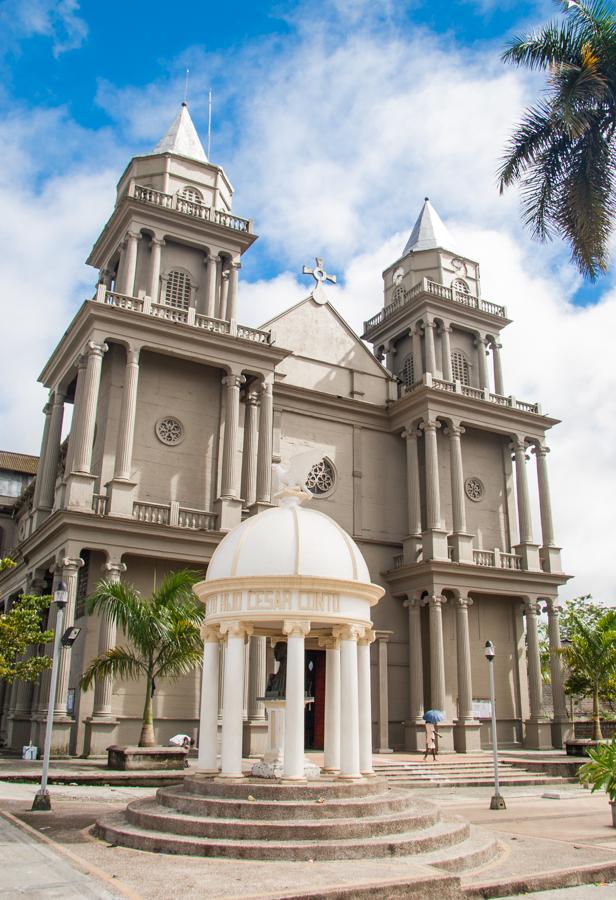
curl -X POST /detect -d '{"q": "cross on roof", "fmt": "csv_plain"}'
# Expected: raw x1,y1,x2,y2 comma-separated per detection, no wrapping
302,257,337,286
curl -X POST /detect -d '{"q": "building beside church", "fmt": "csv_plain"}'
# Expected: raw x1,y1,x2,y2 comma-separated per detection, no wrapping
0,103,570,757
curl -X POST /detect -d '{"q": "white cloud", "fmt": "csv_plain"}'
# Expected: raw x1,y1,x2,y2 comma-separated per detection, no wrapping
0,0,87,57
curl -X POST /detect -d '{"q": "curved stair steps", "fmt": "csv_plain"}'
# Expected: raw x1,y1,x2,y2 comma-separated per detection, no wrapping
96,775,503,869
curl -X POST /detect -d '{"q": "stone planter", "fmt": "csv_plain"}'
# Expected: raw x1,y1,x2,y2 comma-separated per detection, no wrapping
565,739,603,757
107,745,188,771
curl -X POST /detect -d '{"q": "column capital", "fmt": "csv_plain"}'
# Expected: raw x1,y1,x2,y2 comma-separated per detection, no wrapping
220,620,253,639
444,422,465,437
244,390,260,407
420,418,441,433
104,560,126,578
524,598,541,616
454,596,473,609
543,597,561,615
60,556,85,574
401,426,421,441
423,319,435,330
403,595,423,610
474,333,487,347
490,341,503,350
150,236,165,248
283,619,311,638
126,347,140,365
86,340,109,359
358,628,376,646
201,624,222,642
440,323,453,334
51,389,66,407
74,353,88,371
126,228,142,242
259,373,274,393
318,634,340,650
231,260,242,271
425,594,447,608
333,623,364,642
222,373,246,389
221,268,230,282
531,443,550,457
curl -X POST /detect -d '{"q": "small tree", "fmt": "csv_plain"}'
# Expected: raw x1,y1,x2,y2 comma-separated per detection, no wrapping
79,570,204,747
560,610,616,740
0,594,53,683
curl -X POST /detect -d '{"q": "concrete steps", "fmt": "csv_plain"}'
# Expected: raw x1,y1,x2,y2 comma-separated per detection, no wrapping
371,758,571,788
96,775,503,869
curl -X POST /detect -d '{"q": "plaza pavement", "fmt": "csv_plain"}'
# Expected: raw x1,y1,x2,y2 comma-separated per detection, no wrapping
2,756,616,898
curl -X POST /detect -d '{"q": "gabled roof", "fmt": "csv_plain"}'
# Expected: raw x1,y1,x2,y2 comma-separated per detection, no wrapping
151,103,208,163
0,451,38,474
403,197,458,254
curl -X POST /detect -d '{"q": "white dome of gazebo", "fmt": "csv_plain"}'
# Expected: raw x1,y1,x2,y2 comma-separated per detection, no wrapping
193,486,384,783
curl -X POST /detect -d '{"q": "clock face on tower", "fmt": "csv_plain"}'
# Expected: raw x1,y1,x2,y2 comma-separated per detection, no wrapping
451,257,467,276
392,267,404,285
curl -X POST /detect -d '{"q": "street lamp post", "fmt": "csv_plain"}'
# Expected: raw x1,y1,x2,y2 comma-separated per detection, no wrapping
485,640,506,811
31,581,68,812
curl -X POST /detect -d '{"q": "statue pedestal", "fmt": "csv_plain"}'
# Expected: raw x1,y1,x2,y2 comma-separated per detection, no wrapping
251,699,320,779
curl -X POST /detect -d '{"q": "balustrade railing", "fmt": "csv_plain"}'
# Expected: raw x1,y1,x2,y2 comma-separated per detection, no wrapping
103,291,144,312
473,549,495,567
132,500,217,531
432,377,455,393
515,399,540,414
132,184,251,232
489,392,512,407
150,302,188,324
92,494,109,516
237,324,271,343
500,551,522,570
194,314,230,334
133,501,170,525
177,507,218,530
461,385,484,400
363,277,506,333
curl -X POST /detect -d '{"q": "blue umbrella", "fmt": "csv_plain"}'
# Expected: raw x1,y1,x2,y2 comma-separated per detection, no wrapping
423,709,445,724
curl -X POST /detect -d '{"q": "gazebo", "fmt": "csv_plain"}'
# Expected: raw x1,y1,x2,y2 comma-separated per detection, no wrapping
193,485,385,781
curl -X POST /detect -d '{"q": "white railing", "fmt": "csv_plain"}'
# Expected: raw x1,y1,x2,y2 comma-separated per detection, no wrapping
133,501,170,525
237,324,271,343
400,373,541,416
103,291,144,312
489,392,512,407
473,549,495,567
363,277,506,333
500,551,522,570
150,302,188,324
132,184,251,233
194,314,230,334
461,385,484,400
432,378,455,393
178,507,218,530
92,494,109,516
516,400,540,414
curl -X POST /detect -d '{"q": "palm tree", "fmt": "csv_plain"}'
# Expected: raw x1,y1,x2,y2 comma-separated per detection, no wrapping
80,570,204,747
498,0,616,279
559,610,616,740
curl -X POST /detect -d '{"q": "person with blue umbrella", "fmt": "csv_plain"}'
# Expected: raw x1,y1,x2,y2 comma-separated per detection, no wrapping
422,709,445,762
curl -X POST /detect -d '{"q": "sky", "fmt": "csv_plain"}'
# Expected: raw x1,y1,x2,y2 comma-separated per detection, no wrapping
0,0,614,601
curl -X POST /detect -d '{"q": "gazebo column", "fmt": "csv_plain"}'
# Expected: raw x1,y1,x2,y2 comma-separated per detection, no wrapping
320,636,341,773
244,635,268,757
337,625,362,779
198,626,222,772
283,620,310,780
358,629,376,774
219,622,252,776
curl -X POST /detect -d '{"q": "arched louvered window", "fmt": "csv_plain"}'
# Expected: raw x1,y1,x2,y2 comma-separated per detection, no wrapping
451,349,470,386
165,269,191,310
179,186,203,204
452,278,470,294
400,353,415,389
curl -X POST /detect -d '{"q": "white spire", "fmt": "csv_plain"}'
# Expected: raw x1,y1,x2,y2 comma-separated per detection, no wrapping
403,197,457,254
152,103,208,163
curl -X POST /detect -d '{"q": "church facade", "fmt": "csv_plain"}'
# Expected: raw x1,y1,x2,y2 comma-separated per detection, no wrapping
0,104,570,757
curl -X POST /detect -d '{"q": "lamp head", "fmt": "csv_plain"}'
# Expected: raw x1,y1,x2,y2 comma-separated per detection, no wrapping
53,581,68,610
484,640,495,661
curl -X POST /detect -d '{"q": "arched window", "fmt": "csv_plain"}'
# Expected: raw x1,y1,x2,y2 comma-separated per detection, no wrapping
392,284,407,306
179,186,203,204
452,278,470,295
400,353,415,389
165,269,192,310
451,349,470,385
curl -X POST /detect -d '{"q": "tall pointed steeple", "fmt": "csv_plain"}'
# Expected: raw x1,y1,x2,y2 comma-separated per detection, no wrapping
152,102,208,163
403,197,457,254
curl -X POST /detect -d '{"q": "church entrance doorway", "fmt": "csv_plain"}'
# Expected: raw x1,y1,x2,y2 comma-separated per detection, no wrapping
305,649,325,750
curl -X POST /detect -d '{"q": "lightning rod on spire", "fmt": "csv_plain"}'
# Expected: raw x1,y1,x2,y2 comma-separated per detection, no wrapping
208,90,212,159
183,68,190,105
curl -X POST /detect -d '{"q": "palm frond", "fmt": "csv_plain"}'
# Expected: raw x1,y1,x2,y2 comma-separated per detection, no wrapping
152,569,202,616
80,646,146,691
498,100,559,190
503,20,583,69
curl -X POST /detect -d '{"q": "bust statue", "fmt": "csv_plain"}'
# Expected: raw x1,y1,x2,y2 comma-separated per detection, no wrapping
264,642,287,700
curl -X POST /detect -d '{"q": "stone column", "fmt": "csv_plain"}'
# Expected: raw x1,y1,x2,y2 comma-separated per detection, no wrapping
423,420,441,530
427,595,446,712
411,326,423,379
227,260,240,323
525,600,543,720
404,597,424,750
53,558,84,718
375,632,392,754
92,561,126,717
206,252,219,318
447,423,473,562
283,620,310,780
511,438,540,570
491,341,504,394
453,596,481,752
441,326,453,381
113,348,140,480
545,598,570,747
241,391,259,508
32,399,52,510
320,636,341,773
255,376,273,506
65,355,87,476
403,428,421,563
220,374,244,499
147,237,164,302
476,335,489,390
337,625,361,779
358,629,376,774
36,390,65,510
247,636,267,721
219,266,230,320
533,444,558,554
423,321,436,374
198,626,221,772
220,622,252,777
72,342,108,475
118,229,141,296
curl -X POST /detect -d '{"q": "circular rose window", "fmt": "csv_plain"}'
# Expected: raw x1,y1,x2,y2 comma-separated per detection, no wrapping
464,477,485,502
305,458,336,496
155,416,185,446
